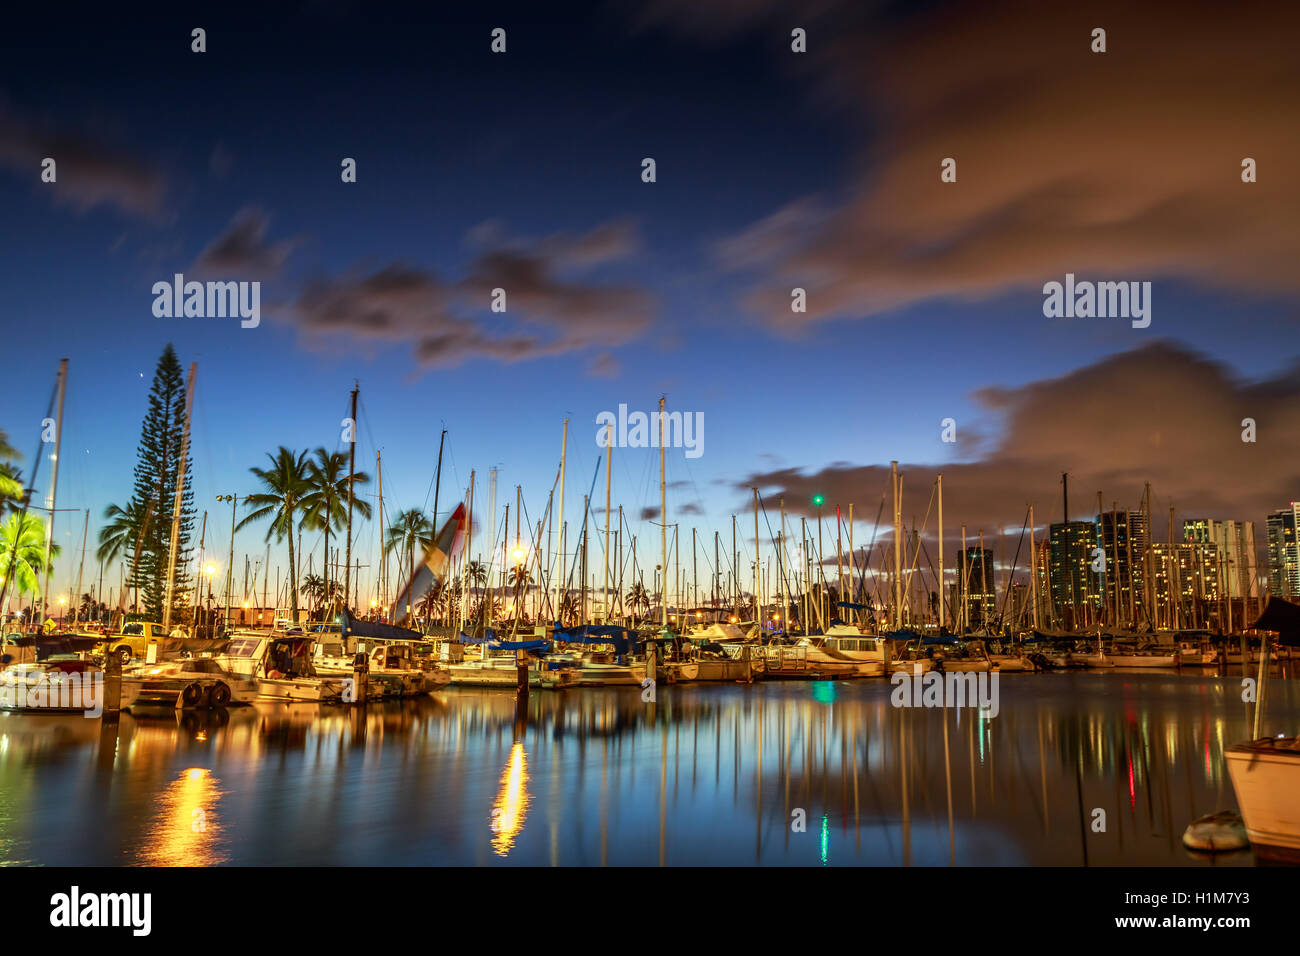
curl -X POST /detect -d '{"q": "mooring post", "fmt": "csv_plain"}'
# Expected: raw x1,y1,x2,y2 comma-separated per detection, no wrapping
515,650,530,701
103,651,122,717
352,643,369,704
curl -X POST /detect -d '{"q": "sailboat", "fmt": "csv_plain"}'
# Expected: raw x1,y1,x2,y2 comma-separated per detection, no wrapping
1226,597,1300,860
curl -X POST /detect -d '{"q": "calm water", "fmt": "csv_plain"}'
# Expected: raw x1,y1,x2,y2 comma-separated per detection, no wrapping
0,670,1295,866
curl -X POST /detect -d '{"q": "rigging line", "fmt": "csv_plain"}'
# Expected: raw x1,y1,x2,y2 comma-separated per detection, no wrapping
0,375,60,612
856,488,888,601
995,506,1031,628
754,492,800,608
562,458,604,593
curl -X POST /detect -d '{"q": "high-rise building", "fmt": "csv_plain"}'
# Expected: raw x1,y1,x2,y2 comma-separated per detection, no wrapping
1097,510,1149,622
1149,540,1218,625
1047,520,1100,624
1183,518,1259,602
1266,504,1300,598
956,546,995,626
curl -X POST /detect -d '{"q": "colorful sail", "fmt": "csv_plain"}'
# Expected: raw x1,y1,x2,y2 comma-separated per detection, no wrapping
389,504,467,624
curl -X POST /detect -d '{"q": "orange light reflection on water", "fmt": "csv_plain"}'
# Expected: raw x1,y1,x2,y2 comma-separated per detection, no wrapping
490,743,529,857
135,767,224,866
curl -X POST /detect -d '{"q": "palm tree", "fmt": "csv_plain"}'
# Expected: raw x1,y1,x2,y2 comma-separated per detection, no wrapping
96,499,153,613
299,573,325,616
239,447,310,621
416,581,445,627
467,560,488,587
300,448,371,616
558,591,580,627
0,512,57,620
507,564,532,618
0,430,21,510
384,509,433,619
626,582,650,620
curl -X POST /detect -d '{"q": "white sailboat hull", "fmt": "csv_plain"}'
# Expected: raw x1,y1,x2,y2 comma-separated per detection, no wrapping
1107,654,1178,668
1227,744,1300,857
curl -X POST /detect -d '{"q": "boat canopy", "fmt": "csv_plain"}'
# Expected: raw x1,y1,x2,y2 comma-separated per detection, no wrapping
487,638,550,653
880,628,925,642
340,610,424,643
161,637,231,656
11,634,102,659
836,601,867,610
921,634,961,646
1254,597,1300,646
553,625,632,655
459,629,499,645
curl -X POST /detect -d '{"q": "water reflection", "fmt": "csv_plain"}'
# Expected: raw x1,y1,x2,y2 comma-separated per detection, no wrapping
491,742,529,857
136,767,224,866
0,671,1292,865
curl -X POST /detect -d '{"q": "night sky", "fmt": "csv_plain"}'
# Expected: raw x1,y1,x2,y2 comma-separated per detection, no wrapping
2,0,1298,603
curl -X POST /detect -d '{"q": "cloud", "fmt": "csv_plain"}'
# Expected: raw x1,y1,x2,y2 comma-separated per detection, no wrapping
193,207,296,280
287,221,654,368
742,343,1300,540
0,97,166,218
587,352,621,378
694,1,1300,327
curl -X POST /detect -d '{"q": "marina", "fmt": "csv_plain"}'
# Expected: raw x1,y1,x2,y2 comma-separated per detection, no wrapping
1,3,1297,918
0,670,1292,866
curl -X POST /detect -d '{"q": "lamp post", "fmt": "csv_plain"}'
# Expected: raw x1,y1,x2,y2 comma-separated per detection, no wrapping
216,495,237,632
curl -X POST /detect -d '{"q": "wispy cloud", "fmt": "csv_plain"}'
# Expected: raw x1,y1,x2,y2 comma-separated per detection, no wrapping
285,221,654,369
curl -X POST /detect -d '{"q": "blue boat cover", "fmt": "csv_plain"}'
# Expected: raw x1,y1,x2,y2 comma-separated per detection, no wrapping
488,639,551,653
920,634,960,645
552,626,631,655
341,610,424,642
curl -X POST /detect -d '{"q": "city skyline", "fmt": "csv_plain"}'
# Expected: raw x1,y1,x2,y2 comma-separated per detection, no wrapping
2,1,1299,614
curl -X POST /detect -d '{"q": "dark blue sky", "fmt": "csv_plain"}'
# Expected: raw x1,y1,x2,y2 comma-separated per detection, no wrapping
2,0,1297,605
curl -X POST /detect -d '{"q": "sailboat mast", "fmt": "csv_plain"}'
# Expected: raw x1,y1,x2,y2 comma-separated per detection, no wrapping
891,461,902,628
74,509,88,624
752,488,760,624
603,422,612,623
40,359,68,623
162,361,197,630
1030,504,1040,630
376,451,385,608
937,474,944,632
555,419,568,623
344,383,358,611
658,397,667,629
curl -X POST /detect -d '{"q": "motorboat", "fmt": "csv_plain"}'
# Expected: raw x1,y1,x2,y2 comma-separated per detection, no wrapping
1105,641,1179,668
1175,629,1218,666
122,657,258,709
211,631,350,702
0,634,120,713
0,658,114,713
313,639,449,697
925,637,992,673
